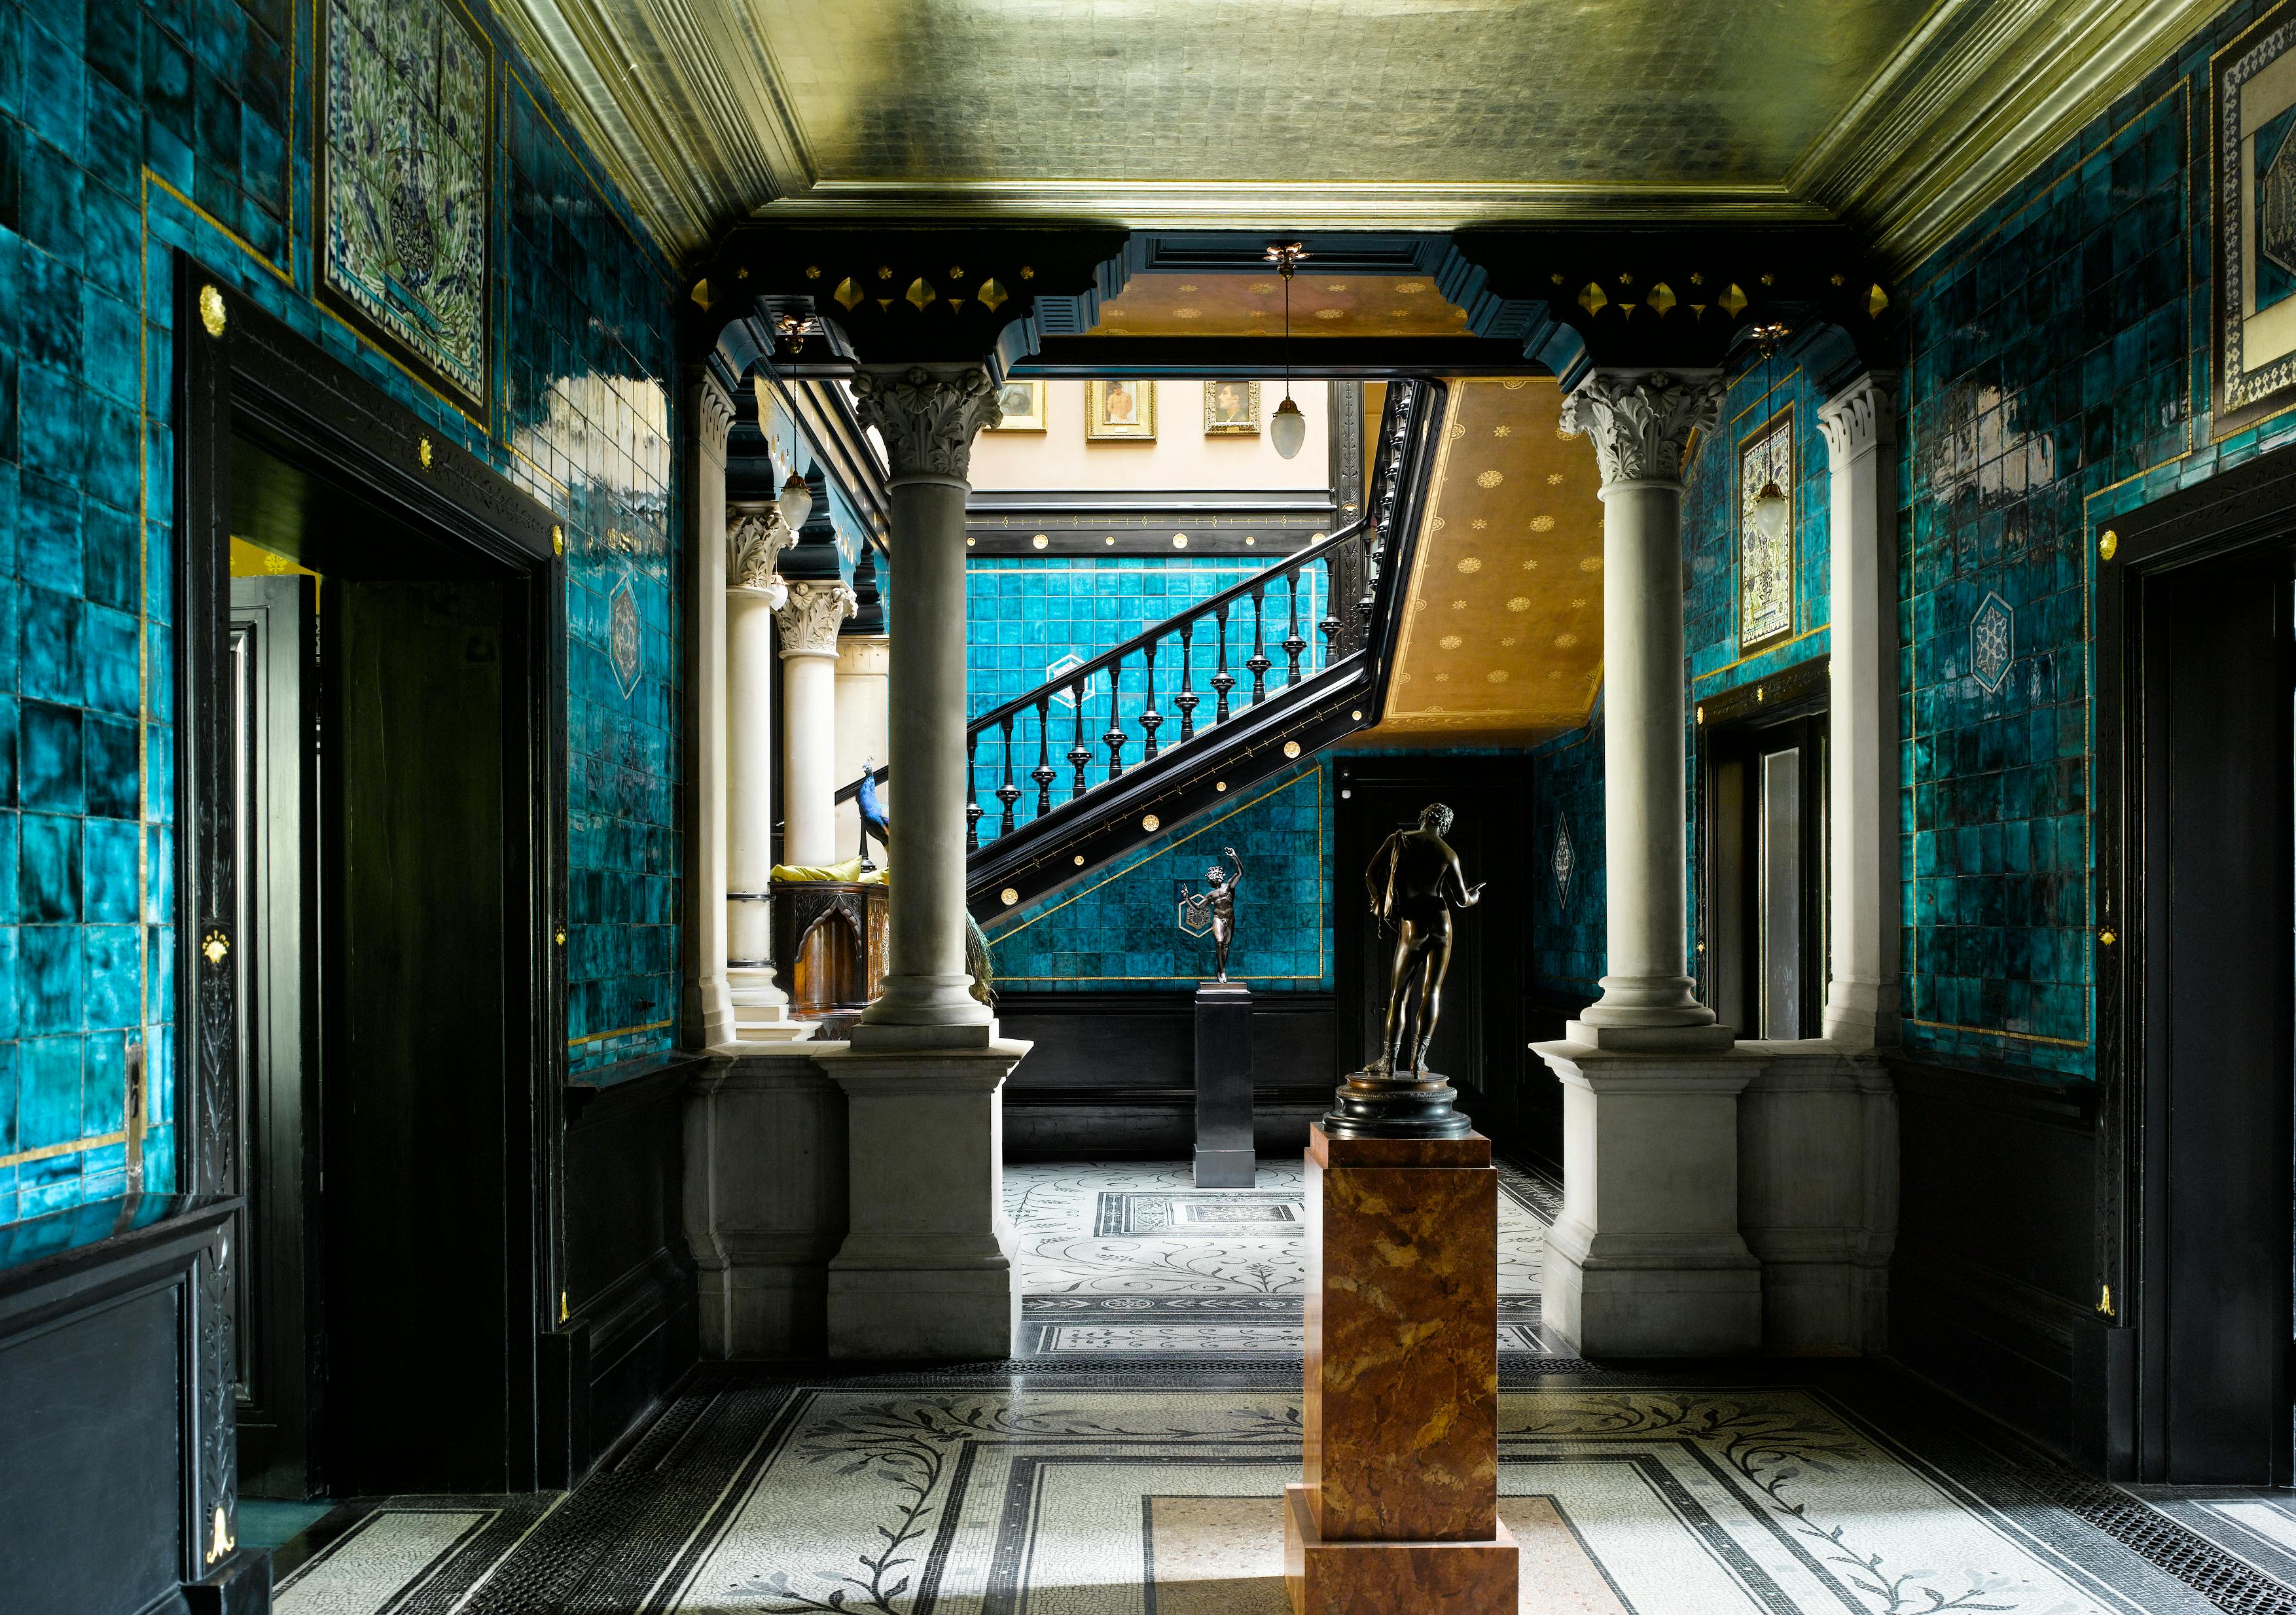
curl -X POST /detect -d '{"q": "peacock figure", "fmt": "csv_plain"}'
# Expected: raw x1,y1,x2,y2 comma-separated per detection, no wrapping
855,758,890,869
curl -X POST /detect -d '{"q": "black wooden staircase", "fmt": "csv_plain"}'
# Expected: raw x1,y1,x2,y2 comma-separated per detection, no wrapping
959,378,1444,918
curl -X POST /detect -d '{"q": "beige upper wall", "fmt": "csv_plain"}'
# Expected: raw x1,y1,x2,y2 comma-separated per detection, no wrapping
968,380,1331,491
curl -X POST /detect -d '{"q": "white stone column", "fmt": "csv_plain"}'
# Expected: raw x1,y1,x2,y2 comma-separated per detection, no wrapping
1538,367,1761,1358
848,366,1003,1048
775,580,857,868
1560,368,1731,1044
1818,372,1903,1049
821,365,1029,1362
681,370,738,1050
726,506,810,1043
834,635,891,861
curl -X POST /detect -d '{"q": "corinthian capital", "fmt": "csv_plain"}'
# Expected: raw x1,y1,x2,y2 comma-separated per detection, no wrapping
851,365,1003,482
1560,370,1725,488
1817,372,1899,467
729,505,793,593
774,579,858,656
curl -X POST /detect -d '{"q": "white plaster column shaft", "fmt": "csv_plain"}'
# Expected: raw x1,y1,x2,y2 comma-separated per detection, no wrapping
835,635,891,860
850,366,1003,1048
726,506,808,1042
1818,373,1903,1048
681,371,738,1050
776,580,857,868
1560,368,1729,1038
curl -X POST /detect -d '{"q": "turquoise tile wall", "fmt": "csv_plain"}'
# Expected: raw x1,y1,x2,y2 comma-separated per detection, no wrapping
1530,705,1605,1004
982,755,1332,991
965,554,1321,823
0,0,679,1224
1886,9,2254,1080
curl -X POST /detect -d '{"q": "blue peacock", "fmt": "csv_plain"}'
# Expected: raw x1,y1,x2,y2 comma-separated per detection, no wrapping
852,758,992,1005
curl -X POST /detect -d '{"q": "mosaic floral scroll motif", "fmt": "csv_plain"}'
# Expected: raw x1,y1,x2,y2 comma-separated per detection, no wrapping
322,0,492,410
1738,412,1795,651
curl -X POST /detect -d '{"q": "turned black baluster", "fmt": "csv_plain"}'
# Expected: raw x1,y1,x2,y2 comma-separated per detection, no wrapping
1211,604,1236,721
996,714,1021,836
1175,621,1200,741
1103,652,1128,779
1319,550,1341,653
1031,696,1056,817
1140,641,1163,760
1283,568,1308,683
1068,679,1092,799
1246,585,1271,704
966,730,983,851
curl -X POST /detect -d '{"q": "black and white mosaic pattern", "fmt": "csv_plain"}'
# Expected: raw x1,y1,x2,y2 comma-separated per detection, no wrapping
1008,1156,1562,1359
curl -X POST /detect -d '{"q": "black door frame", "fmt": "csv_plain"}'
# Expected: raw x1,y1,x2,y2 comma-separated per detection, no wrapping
1691,654,1829,1039
2094,447,2296,1483
176,253,568,1495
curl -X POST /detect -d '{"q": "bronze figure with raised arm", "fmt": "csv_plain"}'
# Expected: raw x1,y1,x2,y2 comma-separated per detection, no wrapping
1180,845,1245,983
1365,803,1484,1076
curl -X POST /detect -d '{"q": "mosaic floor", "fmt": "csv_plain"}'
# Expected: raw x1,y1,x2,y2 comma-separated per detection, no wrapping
1007,1156,1562,1358
269,1367,2296,1615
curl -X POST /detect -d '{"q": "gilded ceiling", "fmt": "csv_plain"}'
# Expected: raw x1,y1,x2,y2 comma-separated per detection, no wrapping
1089,275,1471,338
499,0,2215,271
1375,380,1607,743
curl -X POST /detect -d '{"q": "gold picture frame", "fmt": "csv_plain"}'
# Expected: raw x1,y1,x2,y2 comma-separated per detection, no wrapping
1086,379,1156,440
989,379,1046,431
1202,380,1261,435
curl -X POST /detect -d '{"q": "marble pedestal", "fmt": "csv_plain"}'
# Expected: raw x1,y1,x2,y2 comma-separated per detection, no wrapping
1193,982,1254,1188
1287,1125,1516,1614
1534,1032,1765,1357
816,1037,1030,1360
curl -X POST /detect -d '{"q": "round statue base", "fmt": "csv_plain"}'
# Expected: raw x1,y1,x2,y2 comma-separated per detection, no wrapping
1319,1070,1473,1139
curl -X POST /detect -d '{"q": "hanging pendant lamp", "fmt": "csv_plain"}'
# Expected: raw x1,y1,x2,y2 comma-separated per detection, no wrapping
1265,241,1310,459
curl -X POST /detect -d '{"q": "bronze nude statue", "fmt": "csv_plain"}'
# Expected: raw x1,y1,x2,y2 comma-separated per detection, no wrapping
1325,803,1484,1138
1180,846,1244,982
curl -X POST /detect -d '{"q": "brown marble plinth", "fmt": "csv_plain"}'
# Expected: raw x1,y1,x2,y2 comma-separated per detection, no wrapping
1291,1124,1512,1614
1283,1485,1517,1614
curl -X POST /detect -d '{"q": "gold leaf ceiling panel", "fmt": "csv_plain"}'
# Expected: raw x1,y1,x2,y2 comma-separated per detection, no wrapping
1374,380,1606,743
1089,274,1470,338
498,0,2217,270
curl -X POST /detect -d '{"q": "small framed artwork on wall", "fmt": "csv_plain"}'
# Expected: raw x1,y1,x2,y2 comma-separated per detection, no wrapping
1737,408,1795,653
1087,380,1157,440
990,379,1046,431
2215,4,2296,438
1204,380,1261,435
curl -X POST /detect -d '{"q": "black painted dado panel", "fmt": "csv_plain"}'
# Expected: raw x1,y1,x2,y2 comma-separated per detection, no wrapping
1888,1058,2099,1459
999,992,1335,1160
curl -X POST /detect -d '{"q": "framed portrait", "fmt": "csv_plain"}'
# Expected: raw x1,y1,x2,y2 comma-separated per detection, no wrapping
989,379,1046,431
1086,379,1156,440
1202,379,1261,435
2216,3,2296,438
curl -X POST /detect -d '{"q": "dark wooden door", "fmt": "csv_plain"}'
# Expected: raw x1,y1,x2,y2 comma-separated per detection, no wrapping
2140,547,2295,1483
229,575,321,1499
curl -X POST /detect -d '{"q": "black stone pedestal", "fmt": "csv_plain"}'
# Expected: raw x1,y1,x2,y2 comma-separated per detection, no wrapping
1194,982,1255,1188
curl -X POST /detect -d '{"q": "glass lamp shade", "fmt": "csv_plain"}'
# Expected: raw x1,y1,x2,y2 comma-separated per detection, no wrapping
778,472,815,531
1270,396,1307,459
1749,481,1789,546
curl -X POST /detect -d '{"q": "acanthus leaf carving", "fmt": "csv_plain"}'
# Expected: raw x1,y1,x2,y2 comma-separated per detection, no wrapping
1817,371,1899,466
774,579,858,656
729,505,795,594
851,366,1003,481
1560,370,1727,488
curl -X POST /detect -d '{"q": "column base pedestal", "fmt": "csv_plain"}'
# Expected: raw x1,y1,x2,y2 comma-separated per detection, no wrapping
1283,1485,1515,1615
1194,982,1254,1188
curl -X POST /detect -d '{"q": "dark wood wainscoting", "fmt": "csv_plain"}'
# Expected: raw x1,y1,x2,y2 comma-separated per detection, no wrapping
1886,1056,2120,1466
999,992,1336,1160
544,1056,704,1487
0,1198,263,1615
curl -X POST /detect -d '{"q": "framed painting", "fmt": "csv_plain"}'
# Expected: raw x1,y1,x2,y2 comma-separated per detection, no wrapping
1737,408,1795,653
319,0,493,418
1086,379,1156,440
1203,379,1261,435
989,379,1046,431
2216,4,2296,438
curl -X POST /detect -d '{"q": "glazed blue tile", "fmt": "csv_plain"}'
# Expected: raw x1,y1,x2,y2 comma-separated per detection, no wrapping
79,1027,123,1134
17,812,75,924
20,587,80,705
82,818,134,923
81,927,134,1030
16,1033,77,1148
20,925,78,1037
84,713,134,819
17,700,79,813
